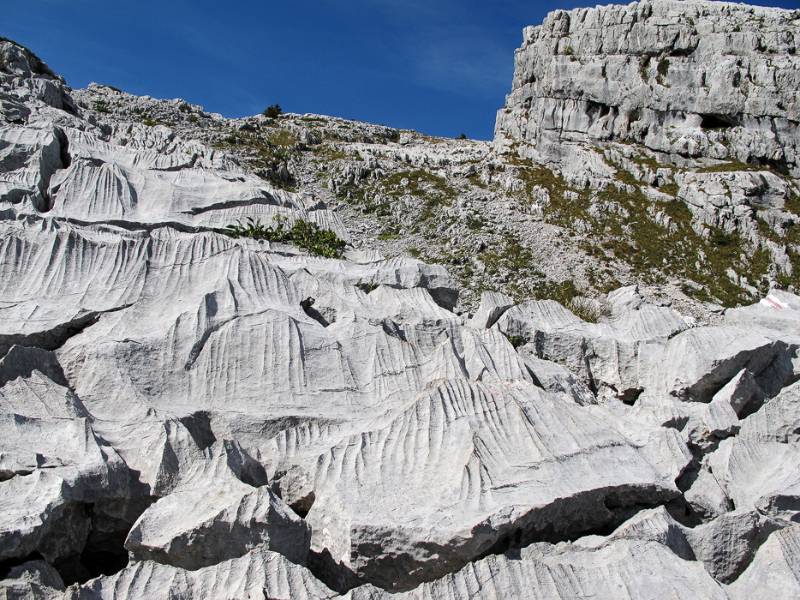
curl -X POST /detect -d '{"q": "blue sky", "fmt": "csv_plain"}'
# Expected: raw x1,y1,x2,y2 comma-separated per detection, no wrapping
10,0,800,139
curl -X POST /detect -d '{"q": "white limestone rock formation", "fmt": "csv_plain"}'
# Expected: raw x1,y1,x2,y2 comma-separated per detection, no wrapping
494,0,800,303
496,299,689,402
302,379,690,590
728,525,800,599
124,484,311,570
703,379,800,524
66,548,337,600
495,0,800,177
3,15,800,600
0,560,65,600
467,290,514,329
348,537,727,600
0,346,131,567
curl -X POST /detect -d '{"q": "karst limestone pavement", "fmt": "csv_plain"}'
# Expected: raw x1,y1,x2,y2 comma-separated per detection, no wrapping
2,1,800,598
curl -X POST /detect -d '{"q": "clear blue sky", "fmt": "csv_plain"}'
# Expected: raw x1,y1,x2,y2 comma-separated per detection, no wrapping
9,0,800,139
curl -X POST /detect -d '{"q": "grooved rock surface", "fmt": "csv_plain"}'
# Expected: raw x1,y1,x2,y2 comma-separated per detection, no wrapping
2,10,800,599
65,548,338,600
347,538,728,600
728,525,800,599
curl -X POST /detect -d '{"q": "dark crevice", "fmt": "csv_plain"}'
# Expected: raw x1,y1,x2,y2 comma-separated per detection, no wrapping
300,297,330,327
426,287,459,312
50,496,154,586
379,319,408,342
182,195,285,216
183,316,239,371
0,553,47,581
482,303,513,330
477,486,677,569
54,127,71,170
700,113,739,130
342,484,679,592
150,154,199,172
0,304,133,358
586,100,614,120
306,548,361,594
178,411,217,451
0,345,70,388
618,386,643,406
752,342,799,400
668,45,697,58
34,127,70,213
59,215,224,235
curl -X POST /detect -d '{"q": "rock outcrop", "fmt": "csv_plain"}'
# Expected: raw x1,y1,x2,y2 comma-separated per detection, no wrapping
2,5,800,598
495,0,800,177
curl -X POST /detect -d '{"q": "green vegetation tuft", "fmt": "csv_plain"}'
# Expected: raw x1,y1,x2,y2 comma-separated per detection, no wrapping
266,129,297,147
355,280,379,294
222,217,346,258
694,161,764,174
507,334,528,349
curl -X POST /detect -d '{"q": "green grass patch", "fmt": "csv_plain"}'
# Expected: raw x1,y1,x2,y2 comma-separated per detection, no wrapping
694,161,764,174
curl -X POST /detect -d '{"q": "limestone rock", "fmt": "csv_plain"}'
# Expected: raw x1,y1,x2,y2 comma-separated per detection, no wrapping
3,19,800,600
495,0,800,177
348,537,727,600
0,349,130,565
638,325,796,402
686,509,779,583
124,484,310,570
303,379,690,591
496,299,688,401
686,466,733,521
0,560,65,600
467,291,514,329
66,548,337,600
727,525,800,599
706,380,800,523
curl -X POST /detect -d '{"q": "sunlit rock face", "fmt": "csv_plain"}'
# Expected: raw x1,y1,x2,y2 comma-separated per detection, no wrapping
495,0,800,177
1,4,800,597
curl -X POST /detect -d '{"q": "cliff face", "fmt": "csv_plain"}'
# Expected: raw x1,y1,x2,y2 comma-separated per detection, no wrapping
496,0,800,176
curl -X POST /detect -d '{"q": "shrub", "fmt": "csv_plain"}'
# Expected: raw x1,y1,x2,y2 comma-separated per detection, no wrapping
457,133,468,140
222,217,346,258
93,100,110,114
263,104,283,119
566,297,610,324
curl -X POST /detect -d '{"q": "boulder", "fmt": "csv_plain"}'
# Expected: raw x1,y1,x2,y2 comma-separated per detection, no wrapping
727,525,800,599
125,484,310,570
